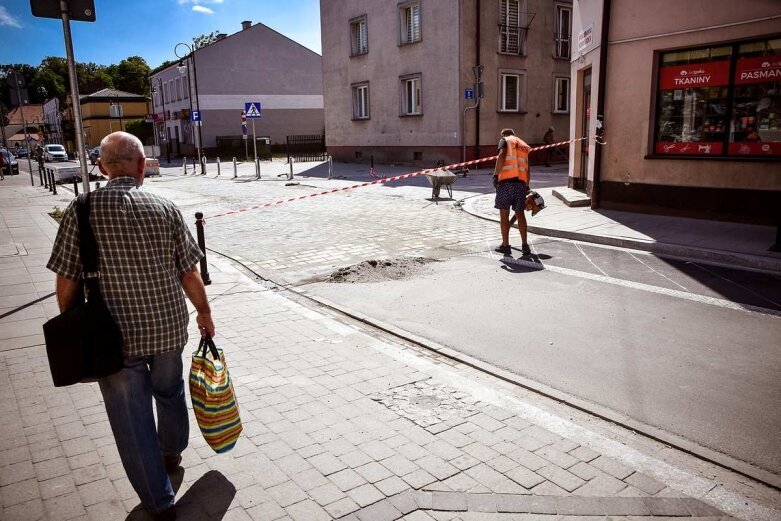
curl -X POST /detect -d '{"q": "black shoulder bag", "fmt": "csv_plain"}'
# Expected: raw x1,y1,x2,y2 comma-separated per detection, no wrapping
43,193,124,387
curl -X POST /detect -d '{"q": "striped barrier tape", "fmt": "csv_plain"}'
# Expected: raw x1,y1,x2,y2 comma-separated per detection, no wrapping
209,136,588,220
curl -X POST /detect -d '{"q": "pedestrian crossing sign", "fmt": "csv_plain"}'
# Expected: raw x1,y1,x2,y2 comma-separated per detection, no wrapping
244,102,262,119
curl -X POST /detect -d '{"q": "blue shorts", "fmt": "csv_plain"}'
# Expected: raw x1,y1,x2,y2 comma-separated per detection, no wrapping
494,179,528,212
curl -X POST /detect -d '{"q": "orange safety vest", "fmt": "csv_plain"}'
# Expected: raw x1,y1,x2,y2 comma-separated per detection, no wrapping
497,135,530,184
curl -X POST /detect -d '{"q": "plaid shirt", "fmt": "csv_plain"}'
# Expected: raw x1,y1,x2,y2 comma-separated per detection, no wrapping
47,176,204,358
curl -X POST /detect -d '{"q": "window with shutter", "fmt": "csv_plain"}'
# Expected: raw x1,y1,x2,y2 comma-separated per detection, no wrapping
500,0,521,55
400,75,422,115
554,3,572,58
352,83,370,119
400,3,421,45
350,16,368,56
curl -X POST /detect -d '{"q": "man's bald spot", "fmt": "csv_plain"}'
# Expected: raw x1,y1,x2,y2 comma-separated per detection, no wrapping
100,132,145,176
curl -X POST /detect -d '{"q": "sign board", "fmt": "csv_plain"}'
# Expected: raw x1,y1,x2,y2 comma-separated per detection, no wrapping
244,102,262,119
464,88,474,100
659,61,730,90
30,0,96,22
190,110,201,122
734,56,781,85
577,23,593,53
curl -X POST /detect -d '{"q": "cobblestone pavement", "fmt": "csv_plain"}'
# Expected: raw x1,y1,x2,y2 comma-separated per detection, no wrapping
0,261,746,520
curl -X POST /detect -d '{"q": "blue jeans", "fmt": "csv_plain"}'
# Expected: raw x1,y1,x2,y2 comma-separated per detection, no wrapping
99,348,189,514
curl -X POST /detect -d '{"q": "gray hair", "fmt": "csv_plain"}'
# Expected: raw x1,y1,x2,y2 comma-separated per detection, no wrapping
100,132,144,174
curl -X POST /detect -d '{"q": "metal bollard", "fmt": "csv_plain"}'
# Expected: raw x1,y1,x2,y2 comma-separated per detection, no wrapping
50,171,57,195
194,212,212,286
191,156,197,175
288,157,294,181
43,167,49,189
73,177,79,196
232,157,237,179
38,164,44,186
216,158,220,177
201,156,207,175
182,157,188,175
327,155,333,180
47,169,53,192
255,158,261,179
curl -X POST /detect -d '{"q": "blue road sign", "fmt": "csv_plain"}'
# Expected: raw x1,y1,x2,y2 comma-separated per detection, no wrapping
244,102,262,119
191,110,201,122
465,88,474,100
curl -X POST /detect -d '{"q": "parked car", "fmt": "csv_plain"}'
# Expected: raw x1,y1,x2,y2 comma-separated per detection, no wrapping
89,146,100,165
14,147,28,158
1,148,20,175
44,144,68,162
144,158,160,177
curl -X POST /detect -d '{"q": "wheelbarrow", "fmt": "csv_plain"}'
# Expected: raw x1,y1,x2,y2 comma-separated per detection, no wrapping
425,170,457,200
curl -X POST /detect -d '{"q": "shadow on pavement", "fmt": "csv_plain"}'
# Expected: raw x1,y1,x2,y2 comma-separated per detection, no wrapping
125,471,235,521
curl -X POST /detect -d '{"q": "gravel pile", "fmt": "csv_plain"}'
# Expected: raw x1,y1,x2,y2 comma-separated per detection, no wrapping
326,257,437,283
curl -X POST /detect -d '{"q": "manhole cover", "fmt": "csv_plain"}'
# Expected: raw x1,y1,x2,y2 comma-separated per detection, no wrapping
370,380,482,429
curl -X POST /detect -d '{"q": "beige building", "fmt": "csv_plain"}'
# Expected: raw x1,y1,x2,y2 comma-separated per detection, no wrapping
570,0,780,224
321,0,573,166
62,88,150,151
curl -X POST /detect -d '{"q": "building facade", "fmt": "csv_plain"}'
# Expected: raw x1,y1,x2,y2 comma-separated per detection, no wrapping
149,20,324,159
43,98,63,145
61,88,149,151
321,0,572,165
570,0,780,224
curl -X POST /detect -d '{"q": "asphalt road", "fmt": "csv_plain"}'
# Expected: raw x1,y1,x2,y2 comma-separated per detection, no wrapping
305,248,781,477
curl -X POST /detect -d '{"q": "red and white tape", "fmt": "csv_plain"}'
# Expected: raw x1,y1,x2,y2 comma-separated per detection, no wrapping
209,137,587,219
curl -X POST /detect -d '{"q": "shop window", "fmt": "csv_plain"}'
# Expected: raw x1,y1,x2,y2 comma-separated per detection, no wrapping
352,82,370,120
729,38,781,157
350,15,368,56
653,38,780,158
400,2,421,45
400,74,422,116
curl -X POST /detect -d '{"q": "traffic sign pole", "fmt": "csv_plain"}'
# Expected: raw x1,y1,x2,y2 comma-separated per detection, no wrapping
252,119,259,178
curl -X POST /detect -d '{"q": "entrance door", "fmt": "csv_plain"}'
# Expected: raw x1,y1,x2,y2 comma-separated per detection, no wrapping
577,68,592,191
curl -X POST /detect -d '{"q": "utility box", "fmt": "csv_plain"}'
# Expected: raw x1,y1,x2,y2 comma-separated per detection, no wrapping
256,136,271,160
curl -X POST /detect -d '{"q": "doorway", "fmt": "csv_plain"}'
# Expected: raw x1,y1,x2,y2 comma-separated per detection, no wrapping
577,68,592,191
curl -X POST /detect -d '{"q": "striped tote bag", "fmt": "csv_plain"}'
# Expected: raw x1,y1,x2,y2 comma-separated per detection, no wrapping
189,336,243,453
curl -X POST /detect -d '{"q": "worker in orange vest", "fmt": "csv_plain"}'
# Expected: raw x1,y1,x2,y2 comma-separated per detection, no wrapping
492,128,531,256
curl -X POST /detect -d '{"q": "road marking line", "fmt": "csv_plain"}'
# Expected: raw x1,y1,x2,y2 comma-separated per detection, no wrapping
467,250,781,318
628,251,690,292
575,242,609,277
688,262,781,309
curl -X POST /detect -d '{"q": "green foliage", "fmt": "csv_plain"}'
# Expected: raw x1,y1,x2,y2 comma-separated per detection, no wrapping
125,119,153,145
50,206,64,220
114,56,151,95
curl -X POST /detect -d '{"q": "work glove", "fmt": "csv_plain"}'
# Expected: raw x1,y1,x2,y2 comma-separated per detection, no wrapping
492,175,499,189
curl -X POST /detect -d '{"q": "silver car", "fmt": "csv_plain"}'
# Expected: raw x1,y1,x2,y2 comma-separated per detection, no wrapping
44,144,68,162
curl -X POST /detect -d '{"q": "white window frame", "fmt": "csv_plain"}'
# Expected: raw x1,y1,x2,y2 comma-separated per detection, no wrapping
176,77,182,100
499,0,526,56
498,71,524,112
553,76,570,113
400,74,422,116
350,15,368,56
352,82,370,120
182,73,189,99
554,2,572,59
399,2,421,45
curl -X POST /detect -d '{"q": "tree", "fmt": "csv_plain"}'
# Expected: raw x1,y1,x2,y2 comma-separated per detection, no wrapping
192,31,221,50
112,56,151,95
150,59,176,75
125,119,153,145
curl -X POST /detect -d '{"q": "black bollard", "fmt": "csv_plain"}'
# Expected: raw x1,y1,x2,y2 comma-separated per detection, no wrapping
47,169,53,192
194,212,211,285
38,164,43,186
73,177,79,196
43,168,49,189
51,171,57,195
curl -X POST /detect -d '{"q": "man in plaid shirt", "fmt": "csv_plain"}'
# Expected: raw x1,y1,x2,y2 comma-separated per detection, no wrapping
48,132,214,521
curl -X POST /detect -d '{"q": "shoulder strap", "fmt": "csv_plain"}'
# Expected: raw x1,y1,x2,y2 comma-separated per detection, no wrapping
76,193,102,297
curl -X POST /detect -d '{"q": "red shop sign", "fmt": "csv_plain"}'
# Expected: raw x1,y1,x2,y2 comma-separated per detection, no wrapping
734,56,781,85
728,142,781,156
659,61,730,90
655,142,723,155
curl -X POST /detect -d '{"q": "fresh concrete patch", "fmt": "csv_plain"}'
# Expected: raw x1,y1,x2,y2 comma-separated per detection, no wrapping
326,257,438,283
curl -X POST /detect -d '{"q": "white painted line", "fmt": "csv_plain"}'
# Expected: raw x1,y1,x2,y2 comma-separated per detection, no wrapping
628,251,690,292
689,262,781,309
469,249,781,318
575,242,609,277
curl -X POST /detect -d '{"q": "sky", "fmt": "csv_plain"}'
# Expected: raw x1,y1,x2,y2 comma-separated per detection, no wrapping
0,0,321,68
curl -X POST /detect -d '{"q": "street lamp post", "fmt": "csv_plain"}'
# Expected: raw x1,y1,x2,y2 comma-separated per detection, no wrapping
175,42,203,174
150,77,170,163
